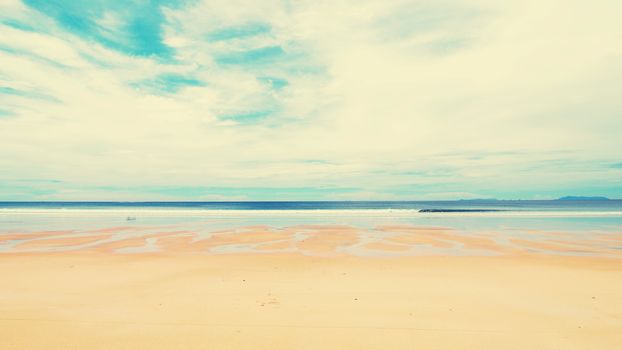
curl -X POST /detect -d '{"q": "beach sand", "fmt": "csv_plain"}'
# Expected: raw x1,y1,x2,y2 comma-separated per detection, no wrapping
1,252,621,349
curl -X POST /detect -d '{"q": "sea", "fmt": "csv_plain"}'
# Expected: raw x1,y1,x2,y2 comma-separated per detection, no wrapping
1,200,622,233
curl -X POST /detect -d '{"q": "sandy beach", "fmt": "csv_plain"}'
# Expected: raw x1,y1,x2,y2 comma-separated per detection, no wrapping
1,242,621,349
4,0,622,347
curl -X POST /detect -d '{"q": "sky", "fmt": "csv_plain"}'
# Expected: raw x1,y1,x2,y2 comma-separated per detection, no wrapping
0,0,621,201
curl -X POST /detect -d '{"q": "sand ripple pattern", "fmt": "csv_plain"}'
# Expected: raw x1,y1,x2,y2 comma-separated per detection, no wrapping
2,223,622,257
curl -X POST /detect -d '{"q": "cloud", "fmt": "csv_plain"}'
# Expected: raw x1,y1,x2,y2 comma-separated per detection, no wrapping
0,0,621,200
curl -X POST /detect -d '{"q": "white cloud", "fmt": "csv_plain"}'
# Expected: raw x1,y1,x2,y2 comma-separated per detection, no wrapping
0,0,621,199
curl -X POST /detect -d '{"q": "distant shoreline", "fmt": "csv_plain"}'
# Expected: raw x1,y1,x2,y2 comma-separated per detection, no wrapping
418,209,505,213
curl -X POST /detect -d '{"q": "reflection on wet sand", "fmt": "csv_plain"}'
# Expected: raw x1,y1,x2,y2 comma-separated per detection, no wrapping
2,223,621,257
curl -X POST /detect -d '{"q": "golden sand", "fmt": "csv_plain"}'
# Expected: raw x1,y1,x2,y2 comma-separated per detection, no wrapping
1,224,622,349
363,241,411,251
0,253,621,349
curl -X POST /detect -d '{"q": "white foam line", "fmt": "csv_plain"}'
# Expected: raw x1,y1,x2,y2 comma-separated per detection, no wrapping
0,208,422,216
0,208,621,217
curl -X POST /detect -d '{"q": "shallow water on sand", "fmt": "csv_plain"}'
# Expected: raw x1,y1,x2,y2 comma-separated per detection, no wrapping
1,205,621,257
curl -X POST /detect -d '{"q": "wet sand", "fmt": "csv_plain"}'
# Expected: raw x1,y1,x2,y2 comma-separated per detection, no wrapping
1,224,622,349
3,224,622,257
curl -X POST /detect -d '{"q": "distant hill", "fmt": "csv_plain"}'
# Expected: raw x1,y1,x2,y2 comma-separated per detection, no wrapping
557,196,610,201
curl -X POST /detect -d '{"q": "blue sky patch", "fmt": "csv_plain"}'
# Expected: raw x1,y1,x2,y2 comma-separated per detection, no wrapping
0,86,59,102
0,45,71,69
425,37,468,55
23,0,181,59
0,87,20,95
0,109,13,118
207,23,271,42
132,73,205,94
1,19,37,32
219,110,272,124
258,76,289,90
215,46,286,66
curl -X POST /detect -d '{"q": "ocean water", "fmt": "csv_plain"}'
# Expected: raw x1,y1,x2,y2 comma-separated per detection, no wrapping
1,200,621,231
2,200,622,212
